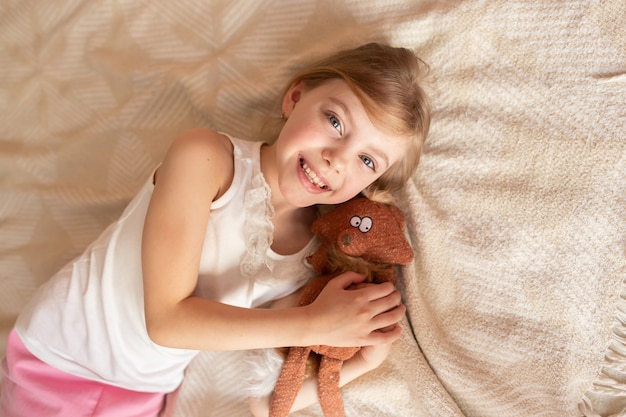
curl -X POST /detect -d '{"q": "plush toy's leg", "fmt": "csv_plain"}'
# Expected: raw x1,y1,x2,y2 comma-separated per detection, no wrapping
269,347,311,417
317,356,346,417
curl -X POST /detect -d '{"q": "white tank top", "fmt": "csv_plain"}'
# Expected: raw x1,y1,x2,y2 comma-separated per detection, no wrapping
15,134,317,393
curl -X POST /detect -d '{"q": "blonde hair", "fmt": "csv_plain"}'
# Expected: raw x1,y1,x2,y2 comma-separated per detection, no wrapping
281,42,431,197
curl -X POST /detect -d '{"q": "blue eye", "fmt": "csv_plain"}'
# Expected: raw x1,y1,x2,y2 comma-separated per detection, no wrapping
360,155,375,170
328,114,342,133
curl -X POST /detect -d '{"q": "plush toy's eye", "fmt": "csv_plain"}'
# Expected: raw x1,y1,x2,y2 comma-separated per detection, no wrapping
359,217,372,233
350,216,361,228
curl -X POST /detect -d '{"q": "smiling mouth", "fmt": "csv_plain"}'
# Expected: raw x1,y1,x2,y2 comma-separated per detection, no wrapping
300,158,329,190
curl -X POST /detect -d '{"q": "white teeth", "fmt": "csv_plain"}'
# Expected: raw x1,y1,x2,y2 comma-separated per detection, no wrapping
301,161,328,189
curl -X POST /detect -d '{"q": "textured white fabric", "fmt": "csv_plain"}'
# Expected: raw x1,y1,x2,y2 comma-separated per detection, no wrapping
1,1,625,416
13,135,315,393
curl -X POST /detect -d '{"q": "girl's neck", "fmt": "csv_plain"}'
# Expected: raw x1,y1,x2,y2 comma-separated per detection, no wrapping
258,143,298,214
260,143,317,255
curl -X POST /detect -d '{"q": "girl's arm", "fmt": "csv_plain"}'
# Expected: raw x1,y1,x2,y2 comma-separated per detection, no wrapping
141,129,405,351
248,342,395,417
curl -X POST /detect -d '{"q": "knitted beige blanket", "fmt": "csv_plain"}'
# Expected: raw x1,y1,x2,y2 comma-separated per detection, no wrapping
1,1,625,416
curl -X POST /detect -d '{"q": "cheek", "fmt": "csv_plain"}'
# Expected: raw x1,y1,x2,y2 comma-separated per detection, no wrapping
354,167,385,188
276,125,309,154
329,182,373,205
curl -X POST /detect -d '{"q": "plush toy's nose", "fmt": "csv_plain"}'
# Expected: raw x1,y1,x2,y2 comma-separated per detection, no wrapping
341,233,352,246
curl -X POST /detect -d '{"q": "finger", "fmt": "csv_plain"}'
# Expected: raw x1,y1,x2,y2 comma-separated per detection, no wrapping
371,289,403,313
351,281,396,301
365,325,402,345
377,323,399,333
371,304,406,331
331,271,367,289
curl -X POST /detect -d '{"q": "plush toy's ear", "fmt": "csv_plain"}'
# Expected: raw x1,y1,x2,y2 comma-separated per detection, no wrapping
389,204,407,231
383,204,414,265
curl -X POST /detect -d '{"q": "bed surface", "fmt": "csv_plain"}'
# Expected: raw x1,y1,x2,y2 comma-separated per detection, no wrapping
1,1,625,416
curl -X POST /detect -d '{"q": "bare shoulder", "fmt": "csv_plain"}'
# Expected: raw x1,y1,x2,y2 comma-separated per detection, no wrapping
165,128,233,171
155,128,234,200
173,128,233,153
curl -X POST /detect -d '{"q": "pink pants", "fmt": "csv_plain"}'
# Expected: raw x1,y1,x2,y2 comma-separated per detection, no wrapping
0,330,166,417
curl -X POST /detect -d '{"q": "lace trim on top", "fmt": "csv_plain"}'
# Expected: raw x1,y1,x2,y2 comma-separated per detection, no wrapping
240,169,277,284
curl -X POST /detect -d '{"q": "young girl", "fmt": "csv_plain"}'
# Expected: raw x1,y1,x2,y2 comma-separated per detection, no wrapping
0,42,430,417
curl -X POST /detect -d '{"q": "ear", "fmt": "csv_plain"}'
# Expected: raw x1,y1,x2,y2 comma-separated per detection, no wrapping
389,204,406,231
281,81,303,118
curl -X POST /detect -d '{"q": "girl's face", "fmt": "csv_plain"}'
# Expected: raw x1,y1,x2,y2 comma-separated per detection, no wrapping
269,78,409,208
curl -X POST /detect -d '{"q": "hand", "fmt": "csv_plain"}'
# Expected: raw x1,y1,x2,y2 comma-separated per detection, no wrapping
304,271,405,347
346,281,399,333
353,341,395,372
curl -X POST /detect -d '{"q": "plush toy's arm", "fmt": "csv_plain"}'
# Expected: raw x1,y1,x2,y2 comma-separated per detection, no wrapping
298,273,335,306
307,246,329,275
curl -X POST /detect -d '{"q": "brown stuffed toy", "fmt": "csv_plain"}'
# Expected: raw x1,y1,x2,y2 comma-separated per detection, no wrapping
268,196,414,417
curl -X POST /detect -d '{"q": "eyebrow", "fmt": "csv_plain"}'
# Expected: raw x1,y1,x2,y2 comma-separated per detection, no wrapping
370,146,390,169
328,97,350,116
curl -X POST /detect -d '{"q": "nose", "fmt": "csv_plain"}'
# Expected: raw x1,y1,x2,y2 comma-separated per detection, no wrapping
322,146,348,173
